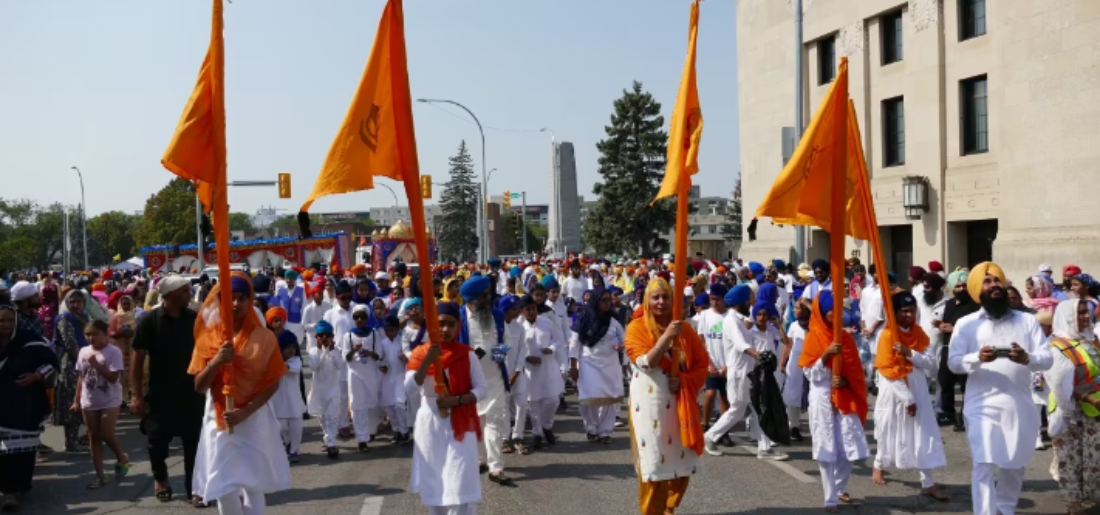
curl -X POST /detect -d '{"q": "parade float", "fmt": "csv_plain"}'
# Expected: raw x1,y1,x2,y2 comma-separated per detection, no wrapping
139,232,352,273
370,220,436,272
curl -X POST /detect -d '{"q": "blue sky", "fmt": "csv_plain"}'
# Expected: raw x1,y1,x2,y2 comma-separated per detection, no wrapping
0,0,739,218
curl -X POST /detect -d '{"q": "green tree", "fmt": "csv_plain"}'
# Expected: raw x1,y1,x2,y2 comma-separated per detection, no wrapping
87,211,139,264
720,178,743,243
437,141,479,262
135,178,197,249
0,199,80,270
228,212,255,232
583,81,675,256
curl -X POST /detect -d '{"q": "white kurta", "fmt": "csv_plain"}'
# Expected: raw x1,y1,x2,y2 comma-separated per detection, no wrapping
307,346,345,416
545,301,572,374
948,308,1053,469
302,300,331,354
342,332,386,410
503,319,529,399
873,329,947,470
407,354,488,507
783,322,808,408
271,357,306,419
562,277,587,304
466,308,508,417
192,394,291,500
380,332,405,407
523,315,564,401
860,284,885,346
569,319,626,403
324,306,354,383
806,358,870,463
917,296,948,380
629,351,703,482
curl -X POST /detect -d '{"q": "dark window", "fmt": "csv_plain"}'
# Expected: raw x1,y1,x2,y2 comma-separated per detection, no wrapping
960,0,986,40
881,10,903,64
883,97,905,166
818,36,836,85
961,76,988,154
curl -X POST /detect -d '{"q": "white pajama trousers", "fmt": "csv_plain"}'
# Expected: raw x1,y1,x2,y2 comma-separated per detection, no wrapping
479,407,508,474
278,417,303,454
705,379,771,453
427,504,477,515
385,404,408,435
216,488,265,515
511,395,529,440
579,404,619,438
338,381,351,429
818,459,853,508
318,400,340,448
971,462,1025,515
351,408,380,443
786,406,801,431
529,397,558,436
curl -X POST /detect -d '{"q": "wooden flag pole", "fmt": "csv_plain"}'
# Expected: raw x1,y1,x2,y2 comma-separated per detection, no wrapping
828,59,850,378
669,177,691,379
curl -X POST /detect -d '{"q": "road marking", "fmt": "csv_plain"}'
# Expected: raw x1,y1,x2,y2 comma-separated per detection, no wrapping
739,446,817,484
359,496,384,515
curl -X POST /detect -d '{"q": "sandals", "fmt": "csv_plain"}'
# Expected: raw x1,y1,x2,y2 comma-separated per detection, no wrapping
191,496,208,509
515,440,531,455
502,440,515,454
87,476,110,490
155,486,174,502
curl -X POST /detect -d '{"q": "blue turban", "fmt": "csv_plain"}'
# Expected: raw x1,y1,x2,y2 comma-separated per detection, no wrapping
404,297,423,309
892,291,917,311
812,259,829,272
252,274,270,293
709,284,729,297
231,276,251,294
541,275,560,290
608,286,623,295
438,301,461,320
284,269,299,281
315,319,334,335
694,293,710,308
724,284,752,307
887,272,898,286
488,258,502,268
748,262,766,278
756,282,779,306
772,259,786,270
752,299,779,320
509,266,521,278
334,279,353,295
460,275,490,302
277,330,300,352
497,295,519,313
817,290,835,318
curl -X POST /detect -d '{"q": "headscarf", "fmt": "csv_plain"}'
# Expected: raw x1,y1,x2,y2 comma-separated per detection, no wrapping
189,271,287,431
441,277,463,306
350,304,373,336
623,278,708,456
874,291,930,381
60,288,109,324
352,279,376,305
405,303,481,442
1052,299,1095,341
1028,274,1060,313
37,282,60,341
798,290,868,422
572,287,613,347
967,262,1005,305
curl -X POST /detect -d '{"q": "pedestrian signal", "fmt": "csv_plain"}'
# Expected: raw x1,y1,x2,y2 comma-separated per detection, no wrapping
278,173,292,199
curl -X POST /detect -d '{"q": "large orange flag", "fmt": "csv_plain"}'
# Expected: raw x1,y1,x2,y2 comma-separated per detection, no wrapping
160,0,237,426
299,0,418,215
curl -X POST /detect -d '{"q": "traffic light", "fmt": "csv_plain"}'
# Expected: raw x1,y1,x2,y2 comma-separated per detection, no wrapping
278,172,291,199
420,175,432,199
503,190,511,209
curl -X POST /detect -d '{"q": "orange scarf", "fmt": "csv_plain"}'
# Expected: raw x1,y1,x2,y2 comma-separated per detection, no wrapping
874,323,929,381
624,279,709,456
798,294,868,423
406,341,482,442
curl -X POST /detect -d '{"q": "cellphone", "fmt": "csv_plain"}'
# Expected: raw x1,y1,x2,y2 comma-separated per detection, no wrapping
994,348,1012,358
474,348,487,359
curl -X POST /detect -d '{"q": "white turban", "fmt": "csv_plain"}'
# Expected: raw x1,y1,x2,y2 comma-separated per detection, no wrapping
156,275,191,295
375,272,390,281
10,281,38,302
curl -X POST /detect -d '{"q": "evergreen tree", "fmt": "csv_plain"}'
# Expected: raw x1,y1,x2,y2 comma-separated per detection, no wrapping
720,177,743,243
583,81,675,256
437,140,479,262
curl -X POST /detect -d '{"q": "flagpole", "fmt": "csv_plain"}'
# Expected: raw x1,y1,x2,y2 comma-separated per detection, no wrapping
829,59,849,376
670,177,690,380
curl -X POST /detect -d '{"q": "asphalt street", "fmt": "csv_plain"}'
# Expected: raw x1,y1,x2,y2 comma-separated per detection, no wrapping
23,372,1098,515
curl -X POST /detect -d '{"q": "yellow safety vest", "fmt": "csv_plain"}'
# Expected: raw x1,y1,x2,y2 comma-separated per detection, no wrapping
1047,337,1100,418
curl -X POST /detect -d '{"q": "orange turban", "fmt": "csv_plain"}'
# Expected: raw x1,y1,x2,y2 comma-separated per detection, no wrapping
265,306,288,325
967,262,1005,303
91,282,106,292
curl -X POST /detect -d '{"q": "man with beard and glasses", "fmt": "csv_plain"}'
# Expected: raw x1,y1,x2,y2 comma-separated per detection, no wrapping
457,276,516,487
917,272,948,412
935,271,980,430
801,259,833,300
948,262,1053,515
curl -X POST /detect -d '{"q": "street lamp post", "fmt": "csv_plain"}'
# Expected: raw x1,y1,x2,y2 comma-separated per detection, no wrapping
70,166,88,270
376,183,401,208
418,98,488,263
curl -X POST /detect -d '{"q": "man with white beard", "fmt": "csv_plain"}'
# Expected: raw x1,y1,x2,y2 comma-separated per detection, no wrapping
948,262,1053,515
457,275,517,487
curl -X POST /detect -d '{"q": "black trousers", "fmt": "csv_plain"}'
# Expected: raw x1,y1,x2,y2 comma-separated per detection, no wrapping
147,432,200,496
0,452,36,494
938,345,968,419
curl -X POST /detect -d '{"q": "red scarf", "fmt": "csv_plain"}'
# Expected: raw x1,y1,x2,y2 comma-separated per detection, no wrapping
406,341,482,442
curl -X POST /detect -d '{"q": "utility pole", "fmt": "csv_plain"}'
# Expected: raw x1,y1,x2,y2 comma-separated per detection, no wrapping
64,210,71,272
521,192,528,256
793,0,806,264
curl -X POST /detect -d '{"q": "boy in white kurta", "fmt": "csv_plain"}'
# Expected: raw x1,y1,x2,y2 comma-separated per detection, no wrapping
301,286,330,355
324,281,355,437
308,321,345,459
342,304,386,452
378,315,409,444
271,332,306,462
870,291,948,500
948,262,1052,515
497,296,531,452
569,288,626,442
781,299,810,441
521,296,564,449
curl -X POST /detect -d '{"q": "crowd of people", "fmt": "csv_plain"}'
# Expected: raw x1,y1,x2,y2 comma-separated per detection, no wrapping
0,254,1098,514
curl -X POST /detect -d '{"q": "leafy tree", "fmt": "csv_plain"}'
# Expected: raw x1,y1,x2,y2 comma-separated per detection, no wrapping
134,178,197,249
87,211,139,264
583,81,675,256
228,212,255,232
436,141,479,262
720,178,743,243
0,199,81,270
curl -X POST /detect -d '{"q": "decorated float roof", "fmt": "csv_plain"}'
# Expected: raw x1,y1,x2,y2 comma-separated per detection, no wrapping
139,232,349,255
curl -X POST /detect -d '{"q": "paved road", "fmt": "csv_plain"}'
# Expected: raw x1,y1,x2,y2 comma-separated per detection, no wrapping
25,382,1098,515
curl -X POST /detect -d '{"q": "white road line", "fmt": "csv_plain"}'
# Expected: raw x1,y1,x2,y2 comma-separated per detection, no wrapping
738,446,817,484
359,496,384,515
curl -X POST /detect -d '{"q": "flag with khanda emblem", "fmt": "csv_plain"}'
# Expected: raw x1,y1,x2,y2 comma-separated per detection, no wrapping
299,0,418,218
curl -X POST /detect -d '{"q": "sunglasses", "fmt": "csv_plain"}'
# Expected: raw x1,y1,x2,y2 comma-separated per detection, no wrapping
317,333,334,339
339,295,353,301
353,314,369,321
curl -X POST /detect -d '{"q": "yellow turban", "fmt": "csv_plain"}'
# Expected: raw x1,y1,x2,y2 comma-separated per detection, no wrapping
967,261,1005,302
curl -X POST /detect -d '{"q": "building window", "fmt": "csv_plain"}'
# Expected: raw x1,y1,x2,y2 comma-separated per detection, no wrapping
818,36,836,84
881,10,903,65
883,97,905,166
961,76,989,154
960,0,986,40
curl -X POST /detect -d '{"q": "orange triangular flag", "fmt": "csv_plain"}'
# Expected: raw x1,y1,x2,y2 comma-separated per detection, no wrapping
653,0,704,203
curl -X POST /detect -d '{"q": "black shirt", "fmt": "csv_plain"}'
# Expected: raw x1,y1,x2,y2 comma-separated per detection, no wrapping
132,306,205,433
941,297,981,347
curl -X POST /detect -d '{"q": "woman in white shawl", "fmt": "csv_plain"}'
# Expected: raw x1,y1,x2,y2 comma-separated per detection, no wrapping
1046,299,1100,515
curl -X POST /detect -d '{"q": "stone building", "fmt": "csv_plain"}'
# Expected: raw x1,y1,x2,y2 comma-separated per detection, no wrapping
737,0,1100,284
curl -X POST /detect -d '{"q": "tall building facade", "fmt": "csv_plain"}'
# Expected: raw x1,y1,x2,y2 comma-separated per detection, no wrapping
737,0,1100,283
546,141,582,254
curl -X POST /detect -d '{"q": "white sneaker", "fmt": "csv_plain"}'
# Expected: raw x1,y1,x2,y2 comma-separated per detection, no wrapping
704,437,724,456
757,449,789,461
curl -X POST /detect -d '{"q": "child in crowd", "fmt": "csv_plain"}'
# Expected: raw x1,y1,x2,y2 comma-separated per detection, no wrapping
309,320,345,459
272,332,306,462
73,320,129,488
379,314,409,444
342,305,386,452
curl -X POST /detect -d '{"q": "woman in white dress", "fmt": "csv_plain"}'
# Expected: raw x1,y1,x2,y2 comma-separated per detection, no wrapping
569,287,626,443
624,278,709,515
407,301,487,515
